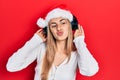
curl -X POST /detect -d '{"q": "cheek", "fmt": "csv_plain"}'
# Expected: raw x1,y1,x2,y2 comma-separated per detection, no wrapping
63,27,69,36
65,31,69,37
51,29,57,36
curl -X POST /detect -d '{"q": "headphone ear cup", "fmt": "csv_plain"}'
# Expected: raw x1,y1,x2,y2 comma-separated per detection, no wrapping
43,26,47,36
71,15,78,30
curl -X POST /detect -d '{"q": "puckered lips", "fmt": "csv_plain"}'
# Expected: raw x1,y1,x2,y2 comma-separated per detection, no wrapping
57,31,63,36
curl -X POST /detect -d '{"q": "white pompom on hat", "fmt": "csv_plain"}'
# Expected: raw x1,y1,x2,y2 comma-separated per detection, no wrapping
37,18,47,28
37,6,73,28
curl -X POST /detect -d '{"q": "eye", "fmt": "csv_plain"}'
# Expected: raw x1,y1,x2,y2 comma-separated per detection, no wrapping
50,24,57,28
61,20,66,24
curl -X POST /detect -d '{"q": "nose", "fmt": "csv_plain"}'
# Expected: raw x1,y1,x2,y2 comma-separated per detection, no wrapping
57,24,62,31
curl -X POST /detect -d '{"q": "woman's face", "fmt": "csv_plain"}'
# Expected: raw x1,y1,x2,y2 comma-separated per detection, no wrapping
49,17,70,41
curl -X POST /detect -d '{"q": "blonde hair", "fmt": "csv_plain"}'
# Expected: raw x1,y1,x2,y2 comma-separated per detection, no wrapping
41,21,75,80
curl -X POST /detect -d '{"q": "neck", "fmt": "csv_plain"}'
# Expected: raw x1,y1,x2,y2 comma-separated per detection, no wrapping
56,40,66,52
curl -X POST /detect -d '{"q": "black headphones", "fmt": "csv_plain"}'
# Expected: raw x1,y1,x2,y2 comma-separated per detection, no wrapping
71,15,78,30
43,15,78,36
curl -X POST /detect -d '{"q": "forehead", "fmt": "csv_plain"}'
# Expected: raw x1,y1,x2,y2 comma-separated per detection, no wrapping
49,17,67,23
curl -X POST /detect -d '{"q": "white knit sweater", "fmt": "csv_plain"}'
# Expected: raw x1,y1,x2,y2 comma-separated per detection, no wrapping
6,34,99,80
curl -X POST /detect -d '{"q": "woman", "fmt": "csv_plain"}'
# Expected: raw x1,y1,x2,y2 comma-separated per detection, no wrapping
6,8,99,80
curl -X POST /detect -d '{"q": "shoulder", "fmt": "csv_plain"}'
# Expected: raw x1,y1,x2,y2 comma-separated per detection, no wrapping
71,51,78,58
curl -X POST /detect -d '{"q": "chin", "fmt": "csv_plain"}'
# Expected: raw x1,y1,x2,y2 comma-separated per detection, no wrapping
56,37,67,41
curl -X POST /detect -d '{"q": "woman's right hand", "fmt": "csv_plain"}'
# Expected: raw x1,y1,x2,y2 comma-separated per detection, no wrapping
36,29,46,42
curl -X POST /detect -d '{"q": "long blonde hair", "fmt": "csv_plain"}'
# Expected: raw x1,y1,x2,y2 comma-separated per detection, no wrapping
41,21,75,80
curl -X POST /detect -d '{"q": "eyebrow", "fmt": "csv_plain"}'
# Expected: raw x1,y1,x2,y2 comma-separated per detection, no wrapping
50,22,56,25
59,19,66,22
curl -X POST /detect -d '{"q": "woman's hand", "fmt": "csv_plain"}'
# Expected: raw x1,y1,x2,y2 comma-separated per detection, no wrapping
74,24,85,39
36,29,46,42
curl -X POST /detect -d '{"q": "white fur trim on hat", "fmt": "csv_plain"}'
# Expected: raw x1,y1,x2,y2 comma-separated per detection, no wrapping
45,8,73,23
37,8,73,28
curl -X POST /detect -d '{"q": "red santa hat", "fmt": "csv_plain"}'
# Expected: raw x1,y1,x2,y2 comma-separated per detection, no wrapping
37,5,73,28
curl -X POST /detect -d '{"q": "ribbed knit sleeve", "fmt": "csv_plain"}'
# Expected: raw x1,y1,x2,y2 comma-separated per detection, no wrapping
73,36,99,76
6,34,43,72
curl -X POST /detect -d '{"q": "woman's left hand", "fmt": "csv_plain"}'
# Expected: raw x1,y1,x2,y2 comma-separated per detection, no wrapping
74,24,85,39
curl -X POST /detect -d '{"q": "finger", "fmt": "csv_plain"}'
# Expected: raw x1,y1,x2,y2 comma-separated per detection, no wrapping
43,34,46,38
80,26,84,33
36,29,43,33
78,24,81,30
75,29,79,33
78,25,82,33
